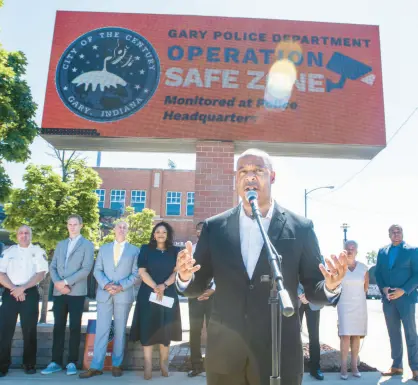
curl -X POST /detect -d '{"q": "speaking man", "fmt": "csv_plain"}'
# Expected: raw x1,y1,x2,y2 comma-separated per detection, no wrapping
176,149,348,385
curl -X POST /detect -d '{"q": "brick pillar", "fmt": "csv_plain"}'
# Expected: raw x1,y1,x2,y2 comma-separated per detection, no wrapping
194,141,235,222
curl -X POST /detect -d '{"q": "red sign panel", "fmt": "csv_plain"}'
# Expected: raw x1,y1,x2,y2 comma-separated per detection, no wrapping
83,319,114,371
42,11,385,155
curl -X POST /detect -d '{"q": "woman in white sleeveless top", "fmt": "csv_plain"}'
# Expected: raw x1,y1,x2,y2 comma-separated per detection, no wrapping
337,240,369,380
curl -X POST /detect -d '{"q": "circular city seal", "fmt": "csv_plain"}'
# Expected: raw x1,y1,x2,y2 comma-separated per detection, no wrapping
56,27,160,123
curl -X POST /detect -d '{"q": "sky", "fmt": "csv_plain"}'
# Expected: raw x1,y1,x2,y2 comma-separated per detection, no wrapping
1,0,418,263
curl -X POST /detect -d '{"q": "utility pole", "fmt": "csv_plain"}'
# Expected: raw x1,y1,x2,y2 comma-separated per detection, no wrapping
341,223,350,247
304,186,334,217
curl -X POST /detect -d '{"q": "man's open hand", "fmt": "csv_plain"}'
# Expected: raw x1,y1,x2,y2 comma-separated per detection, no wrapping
176,241,200,282
319,251,348,291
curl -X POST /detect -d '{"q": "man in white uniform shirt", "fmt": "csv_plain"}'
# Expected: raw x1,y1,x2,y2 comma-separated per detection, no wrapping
42,214,94,376
0,225,48,377
79,221,140,379
176,149,348,385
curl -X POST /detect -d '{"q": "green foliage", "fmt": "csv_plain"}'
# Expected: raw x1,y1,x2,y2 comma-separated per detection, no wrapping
0,164,12,201
100,206,155,248
366,250,377,265
0,41,38,201
3,160,101,253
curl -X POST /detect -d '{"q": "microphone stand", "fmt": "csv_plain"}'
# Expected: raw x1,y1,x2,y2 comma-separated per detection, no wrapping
249,198,294,385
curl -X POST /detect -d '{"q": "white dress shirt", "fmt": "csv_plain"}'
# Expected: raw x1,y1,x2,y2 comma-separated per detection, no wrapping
178,204,272,290
113,240,127,265
65,234,81,269
178,202,340,298
239,203,274,279
0,244,48,286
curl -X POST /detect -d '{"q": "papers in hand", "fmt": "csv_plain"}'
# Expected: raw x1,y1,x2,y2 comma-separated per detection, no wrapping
149,292,174,308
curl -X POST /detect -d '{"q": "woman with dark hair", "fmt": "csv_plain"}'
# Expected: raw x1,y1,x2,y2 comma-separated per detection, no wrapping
130,222,182,380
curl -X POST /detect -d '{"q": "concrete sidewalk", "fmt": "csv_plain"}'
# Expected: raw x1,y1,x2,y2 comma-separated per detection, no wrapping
0,371,408,385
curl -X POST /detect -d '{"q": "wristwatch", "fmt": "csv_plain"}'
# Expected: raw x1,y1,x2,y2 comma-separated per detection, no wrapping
164,282,168,288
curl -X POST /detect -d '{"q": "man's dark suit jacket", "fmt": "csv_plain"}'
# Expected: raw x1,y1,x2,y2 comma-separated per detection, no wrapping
375,242,418,303
182,202,336,383
0,243,4,288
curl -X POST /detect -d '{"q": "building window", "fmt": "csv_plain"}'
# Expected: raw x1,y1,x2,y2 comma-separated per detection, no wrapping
186,192,195,216
96,189,105,208
131,190,146,212
166,191,181,216
110,190,126,213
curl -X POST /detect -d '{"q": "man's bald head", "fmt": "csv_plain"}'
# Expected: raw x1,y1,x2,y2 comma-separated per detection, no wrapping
17,225,32,248
236,148,273,171
114,220,129,242
235,148,275,209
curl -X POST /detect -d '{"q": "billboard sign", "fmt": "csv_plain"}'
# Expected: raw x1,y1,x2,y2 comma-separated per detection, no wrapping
42,11,385,158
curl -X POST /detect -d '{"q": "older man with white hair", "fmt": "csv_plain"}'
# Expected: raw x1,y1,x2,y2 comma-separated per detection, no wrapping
0,225,48,377
79,220,140,379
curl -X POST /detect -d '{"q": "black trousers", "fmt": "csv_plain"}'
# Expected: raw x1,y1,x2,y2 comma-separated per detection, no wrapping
0,287,39,372
189,297,213,367
207,361,303,385
299,303,321,371
51,295,85,366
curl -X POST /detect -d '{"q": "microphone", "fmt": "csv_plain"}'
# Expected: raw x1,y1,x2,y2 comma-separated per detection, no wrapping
244,189,294,317
245,189,258,204
245,190,259,219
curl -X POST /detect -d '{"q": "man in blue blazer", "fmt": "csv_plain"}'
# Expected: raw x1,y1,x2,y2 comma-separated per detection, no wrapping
79,221,139,379
375,224,418,380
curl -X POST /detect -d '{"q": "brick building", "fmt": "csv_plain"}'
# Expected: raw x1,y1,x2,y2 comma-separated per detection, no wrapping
94,165,238,245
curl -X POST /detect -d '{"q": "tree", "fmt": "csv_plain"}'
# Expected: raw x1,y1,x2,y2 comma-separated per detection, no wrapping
366,250,378,265
0,27,39,202
100,206,155,248
3,160,101,322
47,146,85,182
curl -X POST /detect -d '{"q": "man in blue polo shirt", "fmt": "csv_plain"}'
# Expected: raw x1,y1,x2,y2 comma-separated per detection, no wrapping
375,224,418,381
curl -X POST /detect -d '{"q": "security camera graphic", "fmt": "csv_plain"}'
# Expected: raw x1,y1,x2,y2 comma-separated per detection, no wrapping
326,52,373,92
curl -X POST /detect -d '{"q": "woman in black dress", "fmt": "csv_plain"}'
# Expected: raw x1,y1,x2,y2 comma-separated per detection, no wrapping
130,222,182,380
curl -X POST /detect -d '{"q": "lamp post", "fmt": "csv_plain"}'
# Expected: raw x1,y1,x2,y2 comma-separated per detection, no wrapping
341,223,350,246
304,186,334,217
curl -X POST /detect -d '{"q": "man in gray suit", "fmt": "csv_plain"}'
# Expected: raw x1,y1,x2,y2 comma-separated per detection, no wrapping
79,220,139,379
298,282,324,380
42,214,94,376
